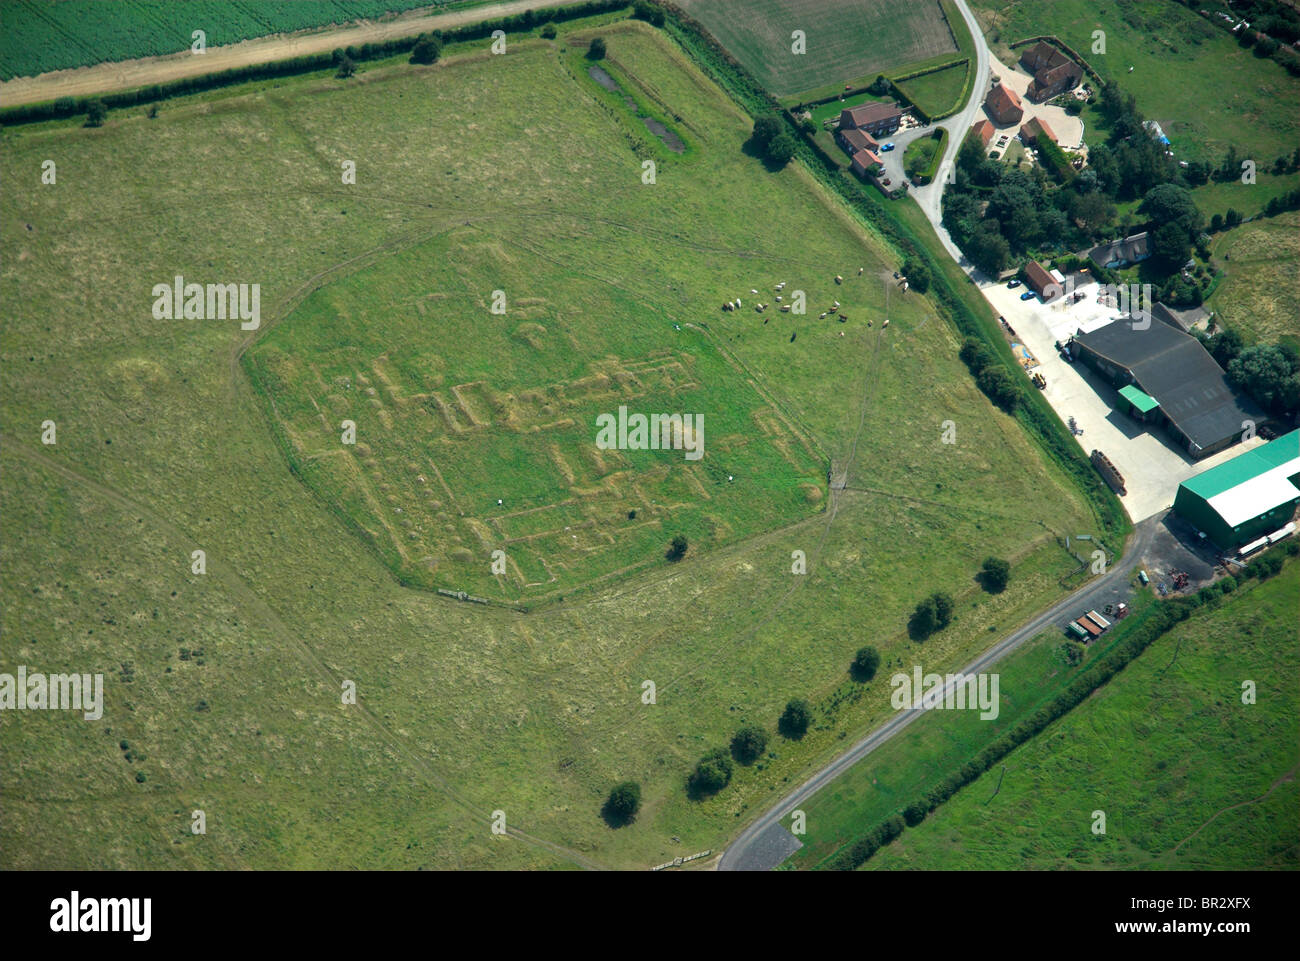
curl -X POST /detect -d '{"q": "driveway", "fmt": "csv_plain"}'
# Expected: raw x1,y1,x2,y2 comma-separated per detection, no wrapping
987,52,1086,150
908,0,992,263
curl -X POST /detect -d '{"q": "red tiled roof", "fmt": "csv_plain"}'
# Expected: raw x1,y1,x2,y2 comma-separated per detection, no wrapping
841,102,901,129
971,119,994,146
1020,116,1058,143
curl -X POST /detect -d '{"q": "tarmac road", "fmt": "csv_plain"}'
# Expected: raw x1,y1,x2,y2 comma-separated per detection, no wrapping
718,515,1160,871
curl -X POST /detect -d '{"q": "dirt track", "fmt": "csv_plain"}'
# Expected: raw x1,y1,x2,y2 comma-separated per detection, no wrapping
0,0,575,108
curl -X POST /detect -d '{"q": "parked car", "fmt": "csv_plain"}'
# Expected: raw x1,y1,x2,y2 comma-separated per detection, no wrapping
1007,279,1022,289
1020,290,1036,301
881,142,895,152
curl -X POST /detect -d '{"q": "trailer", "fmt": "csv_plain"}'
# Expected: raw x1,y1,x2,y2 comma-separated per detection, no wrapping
1075,616,1103,638
1086,610,1111,631
1066,622,1091,641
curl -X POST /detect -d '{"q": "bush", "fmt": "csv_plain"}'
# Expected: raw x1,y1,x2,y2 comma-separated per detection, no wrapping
851,646,881,681
751,115,780,148
980,556,1010,593
903,801,928,827
909,591,954,639
1249,551,1284,580
541,23,557,39
730,725,769,764
779,698,812,739
587,36,607,59
766,133,797,167
666,534,688,562
603,781,641,825
687,748,733,797
901,256,931,293
410,36,441,64
336,55,355,79
632,1,665,26
84,99,106,127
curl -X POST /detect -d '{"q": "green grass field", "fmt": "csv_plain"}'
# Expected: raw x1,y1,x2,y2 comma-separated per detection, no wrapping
971,0,1300,165
866,563,1300,869
676,0,959,99
0,1,477,80
893,61,967,117
1207,211,1300,349
1,18,1104,869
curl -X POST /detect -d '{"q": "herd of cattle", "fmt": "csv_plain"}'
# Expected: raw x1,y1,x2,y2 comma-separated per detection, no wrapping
719,267,890,330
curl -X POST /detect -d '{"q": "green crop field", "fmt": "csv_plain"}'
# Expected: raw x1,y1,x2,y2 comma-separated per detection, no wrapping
0,0,464,80
970,0,1300,165
867,563,1300,870
1,17,1103,870
675,0,959,99
1207,211,1300,349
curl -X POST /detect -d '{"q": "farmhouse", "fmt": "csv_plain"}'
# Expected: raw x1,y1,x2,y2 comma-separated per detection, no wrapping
1019,116,1057,145
1069,319,1262,460
1173,429,1300,549
839,102,902,137
1019,41,1083,102
971,118,995,148
850,149,884,177
984,83,1024,125
1088,232,1151,269
837,126,880,155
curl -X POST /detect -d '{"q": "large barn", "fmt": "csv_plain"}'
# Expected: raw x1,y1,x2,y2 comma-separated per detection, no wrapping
1173,430,1300,549
1070,319,1261,459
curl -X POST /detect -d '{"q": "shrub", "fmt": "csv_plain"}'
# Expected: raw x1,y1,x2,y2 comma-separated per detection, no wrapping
980,557,1010,593
730,725,769,764
901,256,931,293
903,801,928,827
687,748,733,797
751,115,780,148
666,534,688,562
588,36,607,60
602,781,641,825
410,36,441,64
541,23,557,39
632,1,665,26
84,99,107,127
851,646,881,681
779,698,812,739
766,133,797,166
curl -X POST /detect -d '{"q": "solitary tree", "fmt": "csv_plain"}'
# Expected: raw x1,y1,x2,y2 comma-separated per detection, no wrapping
602,781,642,825
980,557,1010,593
779,698,812,739
336,55,356,78
851,646,881,681
730,725,769,764
588,36,607,59
666,534,689,562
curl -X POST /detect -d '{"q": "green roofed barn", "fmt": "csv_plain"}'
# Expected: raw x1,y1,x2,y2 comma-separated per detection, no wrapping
1173,430,1300,550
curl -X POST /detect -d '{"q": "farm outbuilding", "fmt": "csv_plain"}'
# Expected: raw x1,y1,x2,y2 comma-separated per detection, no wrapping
1173,430,1300,549
1070,319,1262,460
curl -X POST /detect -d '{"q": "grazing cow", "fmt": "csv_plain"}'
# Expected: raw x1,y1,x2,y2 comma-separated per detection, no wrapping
775,295,782,302
832,300,840,308
790,331,797,342
750,288,758,294
819,312,827,319
835,275,843,284
838,314,847,321
883,318,890,328
858,267,864,275
780,305,791,312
